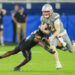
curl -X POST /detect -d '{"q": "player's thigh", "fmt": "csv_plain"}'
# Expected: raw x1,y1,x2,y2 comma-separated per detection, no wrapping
50,38,59,51
63,34,73,52
50,37,59,47
13,45,21,54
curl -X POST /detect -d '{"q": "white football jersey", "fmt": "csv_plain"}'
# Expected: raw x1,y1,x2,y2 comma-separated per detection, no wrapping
40,12,65,34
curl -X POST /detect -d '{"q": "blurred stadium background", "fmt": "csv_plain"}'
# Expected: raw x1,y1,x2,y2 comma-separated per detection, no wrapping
0,0,75,42
0,0,75,75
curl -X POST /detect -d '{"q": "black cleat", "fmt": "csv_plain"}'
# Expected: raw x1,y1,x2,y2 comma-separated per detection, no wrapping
14,67,23,71
61,47,68,51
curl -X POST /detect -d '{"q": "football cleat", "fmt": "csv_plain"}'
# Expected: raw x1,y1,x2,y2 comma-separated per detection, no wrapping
14,67,23,71
56,64,62,69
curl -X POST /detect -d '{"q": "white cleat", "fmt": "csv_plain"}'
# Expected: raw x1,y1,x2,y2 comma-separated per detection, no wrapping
56,64,62,69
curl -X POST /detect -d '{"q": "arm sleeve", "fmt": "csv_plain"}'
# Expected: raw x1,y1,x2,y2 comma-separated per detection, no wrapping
54,19,60,25
54,13,60,20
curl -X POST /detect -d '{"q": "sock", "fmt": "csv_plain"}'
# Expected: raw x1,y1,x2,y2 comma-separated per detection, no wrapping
56,61,61,65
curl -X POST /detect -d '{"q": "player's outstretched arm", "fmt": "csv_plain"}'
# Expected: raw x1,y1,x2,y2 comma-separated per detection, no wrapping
38,41,55,54
33,38,55,54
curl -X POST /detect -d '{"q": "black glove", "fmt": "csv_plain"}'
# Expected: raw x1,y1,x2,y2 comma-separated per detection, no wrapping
44,45,55,54
48,49,56,54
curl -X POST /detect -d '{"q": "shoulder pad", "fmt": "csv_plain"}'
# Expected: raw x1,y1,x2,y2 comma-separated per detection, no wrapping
53,13,60,19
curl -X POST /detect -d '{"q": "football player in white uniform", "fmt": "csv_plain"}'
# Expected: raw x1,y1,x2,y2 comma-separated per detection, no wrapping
40,4,75,69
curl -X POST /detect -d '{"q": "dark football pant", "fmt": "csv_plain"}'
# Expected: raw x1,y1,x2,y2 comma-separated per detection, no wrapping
13,45,31,61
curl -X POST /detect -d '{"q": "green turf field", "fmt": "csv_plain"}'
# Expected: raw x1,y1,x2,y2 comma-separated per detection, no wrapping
0,44,75,75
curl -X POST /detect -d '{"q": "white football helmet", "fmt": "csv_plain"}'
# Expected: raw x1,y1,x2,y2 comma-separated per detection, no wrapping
42,4,53,18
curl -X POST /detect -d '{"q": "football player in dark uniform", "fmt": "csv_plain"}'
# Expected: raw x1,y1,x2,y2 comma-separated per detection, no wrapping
0,9,6,46
0,29,55,71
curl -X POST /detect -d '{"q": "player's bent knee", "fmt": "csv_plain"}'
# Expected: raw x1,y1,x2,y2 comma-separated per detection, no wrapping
12,50,20,54
26,56,31,62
